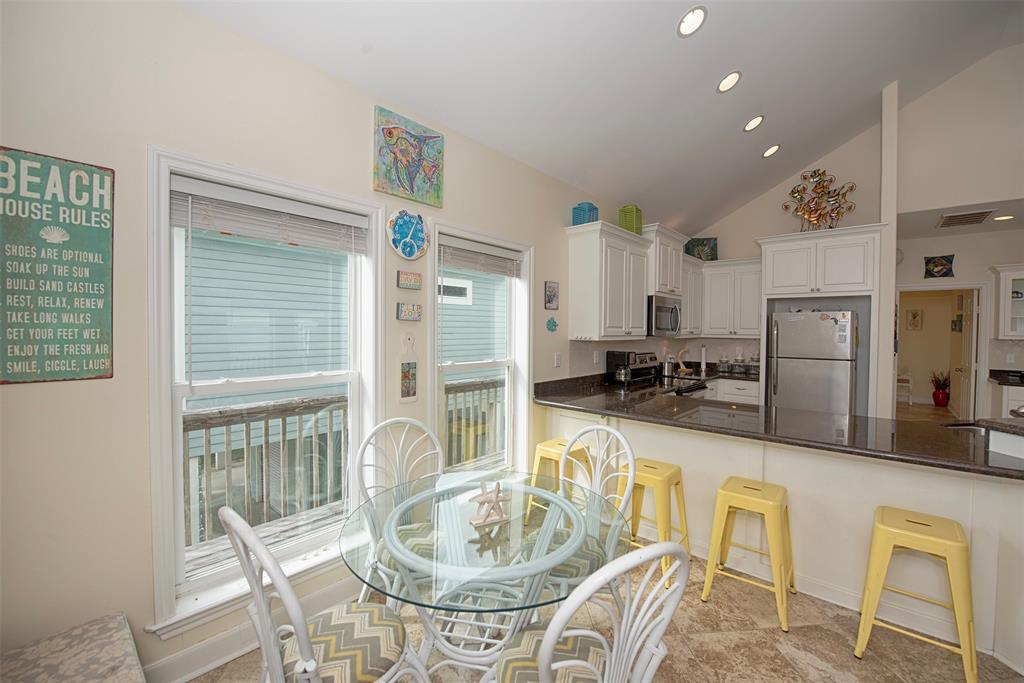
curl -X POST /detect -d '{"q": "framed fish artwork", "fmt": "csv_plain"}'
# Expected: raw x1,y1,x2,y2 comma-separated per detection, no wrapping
924,254,954,279
374,106,444,208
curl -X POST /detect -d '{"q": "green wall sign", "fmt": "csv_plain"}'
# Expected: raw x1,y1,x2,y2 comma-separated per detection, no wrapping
0,148,113,383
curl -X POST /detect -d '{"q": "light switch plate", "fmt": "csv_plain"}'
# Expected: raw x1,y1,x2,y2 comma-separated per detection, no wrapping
1008,353,1016,365
554,352,562,368
593,351,600,364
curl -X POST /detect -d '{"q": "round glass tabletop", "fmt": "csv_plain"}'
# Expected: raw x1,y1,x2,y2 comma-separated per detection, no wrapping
338,470,630,613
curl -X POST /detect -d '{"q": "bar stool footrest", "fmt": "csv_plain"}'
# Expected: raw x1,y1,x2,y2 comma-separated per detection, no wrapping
872,620,964,656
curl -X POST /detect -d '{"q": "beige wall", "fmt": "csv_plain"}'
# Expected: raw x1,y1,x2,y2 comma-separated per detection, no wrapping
0,1,617,665
898,43,1024,213
692,125,882,260
897,290,964,404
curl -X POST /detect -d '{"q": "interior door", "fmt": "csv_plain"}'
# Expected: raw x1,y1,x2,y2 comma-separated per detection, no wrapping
953,291,977,419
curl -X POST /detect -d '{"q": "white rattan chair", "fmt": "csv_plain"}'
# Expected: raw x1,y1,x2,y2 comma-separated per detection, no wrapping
218,507,428,683
483,542,690,683
353,418,444,603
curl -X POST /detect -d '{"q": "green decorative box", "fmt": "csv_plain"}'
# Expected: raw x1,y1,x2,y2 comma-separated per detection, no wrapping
618,204,643,234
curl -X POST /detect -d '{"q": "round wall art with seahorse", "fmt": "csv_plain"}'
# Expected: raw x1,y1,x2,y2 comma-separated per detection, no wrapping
387,209,430,260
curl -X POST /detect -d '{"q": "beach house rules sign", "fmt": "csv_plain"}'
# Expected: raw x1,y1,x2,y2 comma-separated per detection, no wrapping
0,148,113,383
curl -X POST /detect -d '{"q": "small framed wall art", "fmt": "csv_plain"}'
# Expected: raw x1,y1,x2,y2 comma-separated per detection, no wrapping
397,270,422,290
396,302,423,322
906,309,923,331
387,209,430,260
400,361,417,402
924,255,954,278
544,281,559,310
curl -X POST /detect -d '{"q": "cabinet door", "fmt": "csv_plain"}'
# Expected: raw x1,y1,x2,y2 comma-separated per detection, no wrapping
762,243,816,294
702,269,734,335
687,265,703,334
998,270,1024,339
626,246,649,335
668,244,684,294
733,266,762,336
653,238,672,293
817,236,873,292
601,237,628,337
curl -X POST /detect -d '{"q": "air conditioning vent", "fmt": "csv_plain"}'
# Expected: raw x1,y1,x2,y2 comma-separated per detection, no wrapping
935,210,994,228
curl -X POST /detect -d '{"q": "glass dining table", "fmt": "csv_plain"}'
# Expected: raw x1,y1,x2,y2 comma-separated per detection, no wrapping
337,469,630,672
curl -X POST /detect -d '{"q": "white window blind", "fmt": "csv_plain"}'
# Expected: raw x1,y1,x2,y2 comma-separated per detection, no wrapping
438,234,522,277
170,175,368,254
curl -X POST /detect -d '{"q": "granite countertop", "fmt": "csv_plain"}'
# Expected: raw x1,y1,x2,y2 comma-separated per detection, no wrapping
535,375,1024,481
976,418,1024,437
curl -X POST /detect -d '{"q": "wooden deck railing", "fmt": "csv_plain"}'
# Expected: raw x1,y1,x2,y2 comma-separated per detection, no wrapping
443,376,507,468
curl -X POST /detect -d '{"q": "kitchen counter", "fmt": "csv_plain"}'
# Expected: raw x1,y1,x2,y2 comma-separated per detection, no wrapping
977,418,1024,437
535,375,1023,480
989,369,1024,386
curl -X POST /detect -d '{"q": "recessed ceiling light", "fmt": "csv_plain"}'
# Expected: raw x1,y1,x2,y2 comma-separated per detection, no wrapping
994,215,1015,221
717,71,741,93
744,115,764,132
678,6,707,37
762,144,780,158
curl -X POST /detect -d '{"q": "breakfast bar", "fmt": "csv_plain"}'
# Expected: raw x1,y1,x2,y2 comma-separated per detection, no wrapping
535,375,1024,673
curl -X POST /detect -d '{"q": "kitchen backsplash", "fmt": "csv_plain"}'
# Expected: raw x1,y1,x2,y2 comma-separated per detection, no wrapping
990,339,1024,371
568,337,761,376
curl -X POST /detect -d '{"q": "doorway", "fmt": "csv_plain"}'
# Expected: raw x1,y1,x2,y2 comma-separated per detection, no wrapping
896,288,979,422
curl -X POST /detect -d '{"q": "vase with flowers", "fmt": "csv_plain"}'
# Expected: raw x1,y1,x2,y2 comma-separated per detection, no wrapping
930,370,951,407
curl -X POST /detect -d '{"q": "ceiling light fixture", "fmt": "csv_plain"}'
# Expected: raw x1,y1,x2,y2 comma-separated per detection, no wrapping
678,6,707,37
762,144,780,158
717,70,741,93
744,115,764,132
994,215,1015,221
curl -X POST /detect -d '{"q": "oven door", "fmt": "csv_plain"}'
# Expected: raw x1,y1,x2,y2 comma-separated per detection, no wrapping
648,295,682,337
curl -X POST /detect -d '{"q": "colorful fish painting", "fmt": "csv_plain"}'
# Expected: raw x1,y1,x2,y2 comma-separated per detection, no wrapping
373,106,444,207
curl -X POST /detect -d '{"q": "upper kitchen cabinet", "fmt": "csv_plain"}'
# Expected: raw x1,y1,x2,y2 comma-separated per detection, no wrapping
566,221,651,340
679,254,704,336
758,225,880,295
701,259,761,337
993,264,1024,340
641,223,686,295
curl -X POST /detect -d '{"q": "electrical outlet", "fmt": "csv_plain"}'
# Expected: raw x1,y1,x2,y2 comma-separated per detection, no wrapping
593,351,600,364
1008,353,1016,365
554,352,562,368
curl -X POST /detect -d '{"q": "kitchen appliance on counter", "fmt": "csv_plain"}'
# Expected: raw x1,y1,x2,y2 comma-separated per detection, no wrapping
647,295,682,337
768,311,858,414
606,350,659,390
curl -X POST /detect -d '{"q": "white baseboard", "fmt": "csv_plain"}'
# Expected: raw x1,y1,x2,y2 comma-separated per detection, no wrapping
143,575,361,683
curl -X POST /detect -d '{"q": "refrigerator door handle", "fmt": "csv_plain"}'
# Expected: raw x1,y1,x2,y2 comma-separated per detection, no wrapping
771,318,779,399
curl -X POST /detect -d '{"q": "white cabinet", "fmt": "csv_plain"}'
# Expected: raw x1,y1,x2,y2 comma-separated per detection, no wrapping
566,222,652,341
679,256,703,336
717,378,760,405
701,259,761,338
759,227,878,295
993,264,1024,340
642,224,686,296
996,384,1024,417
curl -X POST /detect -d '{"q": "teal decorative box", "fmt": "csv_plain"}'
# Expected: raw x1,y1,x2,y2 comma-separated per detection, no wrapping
572,202,599,226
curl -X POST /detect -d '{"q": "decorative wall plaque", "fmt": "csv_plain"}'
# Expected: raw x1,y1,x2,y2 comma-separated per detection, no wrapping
0,148,113,383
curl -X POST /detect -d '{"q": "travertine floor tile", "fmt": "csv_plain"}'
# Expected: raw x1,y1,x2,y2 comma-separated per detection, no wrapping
685,628,805,682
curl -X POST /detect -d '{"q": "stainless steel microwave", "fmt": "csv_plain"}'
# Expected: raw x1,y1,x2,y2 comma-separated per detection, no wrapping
647,294,681,337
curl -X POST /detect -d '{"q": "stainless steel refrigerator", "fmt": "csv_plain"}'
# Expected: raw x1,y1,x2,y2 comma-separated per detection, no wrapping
767,311,857,414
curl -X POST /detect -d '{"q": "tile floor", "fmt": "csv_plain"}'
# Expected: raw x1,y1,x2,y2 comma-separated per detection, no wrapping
196,557,1022,682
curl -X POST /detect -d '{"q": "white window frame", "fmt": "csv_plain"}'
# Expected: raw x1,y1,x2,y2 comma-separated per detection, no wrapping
429,222,533,472
146,148,384,636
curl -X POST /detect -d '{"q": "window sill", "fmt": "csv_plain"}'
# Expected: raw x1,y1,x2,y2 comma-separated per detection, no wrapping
145,534,362,640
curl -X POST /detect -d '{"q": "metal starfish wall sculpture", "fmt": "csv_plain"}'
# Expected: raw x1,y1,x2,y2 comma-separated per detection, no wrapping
782,168,857,231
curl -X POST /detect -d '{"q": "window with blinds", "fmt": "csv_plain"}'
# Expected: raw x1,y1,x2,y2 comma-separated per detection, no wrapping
169,175,368,586
437,233,523,470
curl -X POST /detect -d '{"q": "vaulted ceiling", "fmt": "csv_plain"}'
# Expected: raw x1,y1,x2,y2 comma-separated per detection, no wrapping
188,1,1023,231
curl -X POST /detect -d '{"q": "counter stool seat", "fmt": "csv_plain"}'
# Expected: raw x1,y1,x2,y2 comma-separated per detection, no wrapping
854,506,977,683
700,476,795,631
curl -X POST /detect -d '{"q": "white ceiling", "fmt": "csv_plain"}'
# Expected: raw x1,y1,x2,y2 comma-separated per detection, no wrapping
898,198,1024,240
187,1,1024,231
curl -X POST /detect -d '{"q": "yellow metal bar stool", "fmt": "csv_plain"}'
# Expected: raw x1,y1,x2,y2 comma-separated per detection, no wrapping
854,506,977,683
617,458,690,577
525,438,588,523
701,476,795,631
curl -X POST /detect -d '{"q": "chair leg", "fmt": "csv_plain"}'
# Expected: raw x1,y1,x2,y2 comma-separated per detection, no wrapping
719,509,738,567
945,548,978,683
653,482,673,576
854,534,894,658
701,498,729,602
674,479,690,554
783,505,796,593
764,509,790,632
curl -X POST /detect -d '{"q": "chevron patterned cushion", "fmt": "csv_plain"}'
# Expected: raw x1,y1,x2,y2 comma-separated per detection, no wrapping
496,626,606,683
281,602,405,682
379,521,439,570
522,528,607,581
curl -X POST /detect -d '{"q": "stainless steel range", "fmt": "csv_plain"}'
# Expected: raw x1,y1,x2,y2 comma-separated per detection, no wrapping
607,350,708,396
